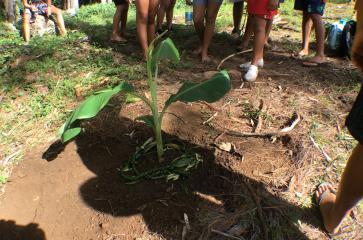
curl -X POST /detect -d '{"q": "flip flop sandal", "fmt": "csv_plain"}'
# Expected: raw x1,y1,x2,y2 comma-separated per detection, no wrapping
316,182,336,206
110,39,128,44
302,61,325,67
315,182,341,237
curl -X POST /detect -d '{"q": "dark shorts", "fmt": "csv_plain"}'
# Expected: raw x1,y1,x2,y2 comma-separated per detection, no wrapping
346,84,363,145
194,0,223,5
113,0,127,6
294,0,326,16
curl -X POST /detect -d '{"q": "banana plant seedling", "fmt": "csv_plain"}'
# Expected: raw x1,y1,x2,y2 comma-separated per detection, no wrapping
58,34,231,182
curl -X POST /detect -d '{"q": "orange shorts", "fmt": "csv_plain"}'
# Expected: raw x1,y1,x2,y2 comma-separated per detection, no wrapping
247,0,277,20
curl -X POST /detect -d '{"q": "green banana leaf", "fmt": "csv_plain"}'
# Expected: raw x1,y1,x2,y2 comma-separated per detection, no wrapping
165,70,231,107
150,38,180,74
59,81,134,143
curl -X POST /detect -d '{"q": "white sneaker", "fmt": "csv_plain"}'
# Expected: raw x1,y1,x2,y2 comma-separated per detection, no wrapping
239,59,264,70
244,65,258,82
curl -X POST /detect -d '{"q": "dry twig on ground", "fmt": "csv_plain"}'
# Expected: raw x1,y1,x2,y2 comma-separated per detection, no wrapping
217,49,253,70
224,113,301,138
309,136,332,162
253,100,267,133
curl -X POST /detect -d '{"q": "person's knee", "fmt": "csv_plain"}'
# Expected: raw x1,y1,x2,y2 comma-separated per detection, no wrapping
254,22,265,34
205,14,217,26
309,13,322,23
193,14,204,25
137,12,148,24
52,7,63,16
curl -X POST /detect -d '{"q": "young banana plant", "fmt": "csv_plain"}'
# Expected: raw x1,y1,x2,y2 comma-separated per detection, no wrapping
58,35,231,163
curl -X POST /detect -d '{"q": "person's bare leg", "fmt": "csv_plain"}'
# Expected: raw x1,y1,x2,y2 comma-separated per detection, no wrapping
238,15,252,51
111,5,127,41
201,1,221,62
307,13,325,63
166,0,176,30
299,12,312,56
120,3,129,38
23,13,31,43
193,4,206,55
316,144,363,234
264,20,272,48
232,1,243,34
251,16,267,65
136,0,150,59
156,0,167,31
51,6,67,36
147,0,159,44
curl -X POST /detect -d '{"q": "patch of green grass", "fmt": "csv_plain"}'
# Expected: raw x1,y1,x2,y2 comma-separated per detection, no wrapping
241,101,272,123
0,174,7,185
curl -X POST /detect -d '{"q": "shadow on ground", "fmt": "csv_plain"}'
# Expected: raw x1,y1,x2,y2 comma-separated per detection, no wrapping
0,220,46,240
42,112,325,239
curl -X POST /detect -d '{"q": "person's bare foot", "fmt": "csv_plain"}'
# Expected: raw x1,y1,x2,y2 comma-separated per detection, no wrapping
201,54,212,63
303,55,325,66
298,49,309,57
316,183,340,234
110,34,128,43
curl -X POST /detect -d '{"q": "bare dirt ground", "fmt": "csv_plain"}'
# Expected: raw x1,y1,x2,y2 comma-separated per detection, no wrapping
1,20,363,240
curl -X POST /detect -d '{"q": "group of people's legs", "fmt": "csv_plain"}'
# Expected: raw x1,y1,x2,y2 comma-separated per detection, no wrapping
156,0,176,34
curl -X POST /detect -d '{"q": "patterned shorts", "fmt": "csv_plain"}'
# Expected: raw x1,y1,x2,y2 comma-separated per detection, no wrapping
294,0,326,16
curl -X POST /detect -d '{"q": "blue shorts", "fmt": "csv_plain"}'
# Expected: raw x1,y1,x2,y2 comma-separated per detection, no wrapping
346,84,363,145
194,0,223,5
294,0,326,16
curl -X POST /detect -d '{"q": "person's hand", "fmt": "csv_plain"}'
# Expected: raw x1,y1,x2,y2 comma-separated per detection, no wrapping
268,0,279,10
47,6,51,16
30,5,37,11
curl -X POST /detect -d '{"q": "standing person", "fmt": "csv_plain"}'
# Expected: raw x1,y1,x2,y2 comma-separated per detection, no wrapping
294,0,326,65
239,0,279,82
22,0,67,43
192,0,223,63
111,0,129,43
135,0,159,59
315,0,363,235
237,15,272,51
156,0,176,34
230,0,244,38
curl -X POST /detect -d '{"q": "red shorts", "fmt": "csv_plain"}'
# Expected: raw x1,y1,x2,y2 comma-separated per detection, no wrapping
247,0,278,20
